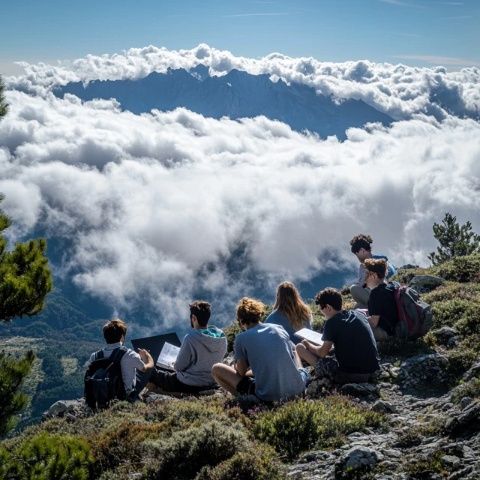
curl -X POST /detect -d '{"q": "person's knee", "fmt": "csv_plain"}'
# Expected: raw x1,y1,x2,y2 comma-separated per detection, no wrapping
212,362,228,380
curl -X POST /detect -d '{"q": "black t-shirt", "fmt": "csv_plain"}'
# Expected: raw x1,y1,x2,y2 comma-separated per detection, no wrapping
322,310,380,374
368,282,399,336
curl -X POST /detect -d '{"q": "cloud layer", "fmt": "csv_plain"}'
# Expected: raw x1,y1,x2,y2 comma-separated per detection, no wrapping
7,44,480,121
1,46,480,325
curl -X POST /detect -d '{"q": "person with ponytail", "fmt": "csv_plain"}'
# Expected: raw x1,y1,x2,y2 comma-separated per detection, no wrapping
265,281,313,344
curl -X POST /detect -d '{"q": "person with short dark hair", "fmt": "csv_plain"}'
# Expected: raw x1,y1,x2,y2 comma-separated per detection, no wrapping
364,258,399,341
86,318,154,399
149,300,227,393
349,234,396,308
296,288,380,384
212,297,309,401
265,281,313,344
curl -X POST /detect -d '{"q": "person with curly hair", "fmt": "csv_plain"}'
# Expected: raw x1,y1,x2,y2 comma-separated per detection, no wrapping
349,234,396,308
212,297,309,401
364,258,399,341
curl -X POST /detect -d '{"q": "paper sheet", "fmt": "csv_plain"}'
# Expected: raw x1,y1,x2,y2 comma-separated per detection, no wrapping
157,342,180,370
295,328,324,345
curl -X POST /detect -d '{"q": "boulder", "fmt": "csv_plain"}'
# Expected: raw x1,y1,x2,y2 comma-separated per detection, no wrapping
445,401,480,437
431,326,459,348
464,362,480,381
398,353,451,392
335,446,383,478
371,400,397,414
339,383,379,399
408,274,445,293
43,399,86,419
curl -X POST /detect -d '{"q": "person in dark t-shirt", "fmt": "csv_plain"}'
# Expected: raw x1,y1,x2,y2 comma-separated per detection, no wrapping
296,288,380,384
364,258,399,341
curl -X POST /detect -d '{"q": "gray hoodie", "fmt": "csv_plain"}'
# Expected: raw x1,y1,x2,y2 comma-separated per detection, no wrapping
175,325,227,387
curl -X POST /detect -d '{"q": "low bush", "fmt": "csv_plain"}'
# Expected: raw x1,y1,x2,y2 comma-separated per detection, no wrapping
253,396,384,460
143,420,249,480
451,378,480,404
196,443,285,480
0,432,94,480
431,253,480,283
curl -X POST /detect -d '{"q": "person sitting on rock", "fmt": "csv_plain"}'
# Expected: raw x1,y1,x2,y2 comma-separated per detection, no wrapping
349,234,396,309
296,288,380,384
265,281,313,344
212,297,309,402
149,301,227,394
364,258,399,341
87,319,154,400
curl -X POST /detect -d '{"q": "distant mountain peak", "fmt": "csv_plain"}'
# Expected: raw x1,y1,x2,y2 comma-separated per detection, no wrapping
55,68,393,140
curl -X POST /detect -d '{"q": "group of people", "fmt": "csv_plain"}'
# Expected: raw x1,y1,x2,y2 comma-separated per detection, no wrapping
86,234,399,404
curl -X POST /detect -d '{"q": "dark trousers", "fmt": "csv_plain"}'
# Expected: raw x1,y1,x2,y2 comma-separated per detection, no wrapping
149,368,212,394
316,357,375,384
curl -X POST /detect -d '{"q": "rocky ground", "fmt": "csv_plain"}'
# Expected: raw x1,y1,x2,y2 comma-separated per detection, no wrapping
289,357,480,480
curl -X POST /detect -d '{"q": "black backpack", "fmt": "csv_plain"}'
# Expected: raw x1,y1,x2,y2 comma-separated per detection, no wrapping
84,347,127,409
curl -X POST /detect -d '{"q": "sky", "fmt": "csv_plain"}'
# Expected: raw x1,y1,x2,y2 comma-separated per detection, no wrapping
1,0,479,76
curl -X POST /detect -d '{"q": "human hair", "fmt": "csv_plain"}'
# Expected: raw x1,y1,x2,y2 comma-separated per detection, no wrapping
314,288,342,311
350,234,373,253
364,258,387,280
273,281,312,330
189,300,211,327
236,297,265,326
103,319,127,344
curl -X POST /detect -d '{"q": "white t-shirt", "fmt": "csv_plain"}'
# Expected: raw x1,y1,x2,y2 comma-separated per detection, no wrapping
87,342,145,393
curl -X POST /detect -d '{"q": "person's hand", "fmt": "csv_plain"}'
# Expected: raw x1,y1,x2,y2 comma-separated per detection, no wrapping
301,339,311,350
138,348,152,362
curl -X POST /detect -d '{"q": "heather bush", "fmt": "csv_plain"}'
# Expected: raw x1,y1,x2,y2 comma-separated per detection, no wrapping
253,396,384,460
143,420,249,480
196,443,286,480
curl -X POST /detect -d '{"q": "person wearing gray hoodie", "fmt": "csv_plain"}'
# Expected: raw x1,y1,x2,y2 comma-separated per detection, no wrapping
149,301,227,393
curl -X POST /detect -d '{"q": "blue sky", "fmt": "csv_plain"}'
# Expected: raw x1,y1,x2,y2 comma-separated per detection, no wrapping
1,0,479,75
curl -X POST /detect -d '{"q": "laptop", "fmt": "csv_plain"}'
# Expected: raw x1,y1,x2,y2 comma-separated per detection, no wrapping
131,332,182,389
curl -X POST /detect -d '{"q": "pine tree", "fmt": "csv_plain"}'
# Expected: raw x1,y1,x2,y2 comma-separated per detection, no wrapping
428,213,480,265
0,76,53,435
0,351,35,436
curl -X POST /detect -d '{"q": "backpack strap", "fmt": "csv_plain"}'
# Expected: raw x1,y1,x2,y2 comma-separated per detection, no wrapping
94,350,104,361
108,346,128,367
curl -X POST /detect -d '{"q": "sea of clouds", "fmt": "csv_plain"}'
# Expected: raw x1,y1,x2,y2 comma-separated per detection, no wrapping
1,45,480,324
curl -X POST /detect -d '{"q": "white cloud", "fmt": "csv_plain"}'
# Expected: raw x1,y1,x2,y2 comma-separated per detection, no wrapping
5,44,480,121
1,87,480,325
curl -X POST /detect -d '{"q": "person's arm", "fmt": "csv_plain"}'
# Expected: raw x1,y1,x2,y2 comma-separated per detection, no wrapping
368,315,380,328
367,289,381,329
174,339,193,372
302,339,333,358
137,349,154,371
235,358,250,377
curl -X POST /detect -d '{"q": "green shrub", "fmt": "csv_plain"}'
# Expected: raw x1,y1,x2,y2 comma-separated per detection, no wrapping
451,378,480,403
253,396,384,460
143,420,249,480
196,443,285,480
431,253,480,283
0,432,93,480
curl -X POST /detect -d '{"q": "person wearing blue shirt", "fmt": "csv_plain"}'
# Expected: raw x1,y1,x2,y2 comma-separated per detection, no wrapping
349,234,397,308
265,281,313,344
212,297,309,402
